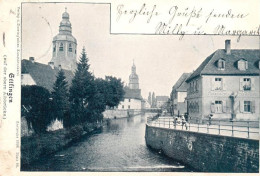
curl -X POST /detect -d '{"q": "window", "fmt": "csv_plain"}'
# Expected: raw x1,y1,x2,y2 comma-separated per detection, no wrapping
244,101,251,112
59,43,63,51
53,45,56,52
215,78,222,90
68,43,72,52
237,59,248,70
217,59,225,69
243,78,251,91
128,99,131,102
128,105,130,109
195,80,198,91
122,105,124,109
215,101,222,113
190,83,192,92
75,49,77,54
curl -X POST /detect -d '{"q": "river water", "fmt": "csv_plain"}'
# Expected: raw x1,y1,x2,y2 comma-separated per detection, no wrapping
25,113,194,172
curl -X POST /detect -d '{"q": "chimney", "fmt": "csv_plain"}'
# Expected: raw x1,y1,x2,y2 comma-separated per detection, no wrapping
29,57,35,63
48,62,54,69
58,65,62,71
225,40,231,54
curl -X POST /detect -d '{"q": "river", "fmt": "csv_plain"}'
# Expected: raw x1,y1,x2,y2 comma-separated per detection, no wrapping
25,113,194,172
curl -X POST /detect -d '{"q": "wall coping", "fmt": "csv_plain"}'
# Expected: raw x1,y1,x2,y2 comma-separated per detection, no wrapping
146,124,259,142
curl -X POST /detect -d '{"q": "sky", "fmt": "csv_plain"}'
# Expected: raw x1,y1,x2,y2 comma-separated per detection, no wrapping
22,3,259,99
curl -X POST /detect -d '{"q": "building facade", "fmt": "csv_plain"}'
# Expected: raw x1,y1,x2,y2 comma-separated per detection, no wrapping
186,40,260,121
51,8,77,71
171,73,191,116
156,96,169,109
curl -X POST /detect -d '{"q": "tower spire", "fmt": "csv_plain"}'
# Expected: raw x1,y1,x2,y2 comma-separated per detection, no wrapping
129,61,139,89
51,10,77,71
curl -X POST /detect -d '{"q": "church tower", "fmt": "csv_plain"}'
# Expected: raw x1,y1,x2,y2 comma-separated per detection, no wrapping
129,62,139,89
51,8,77,71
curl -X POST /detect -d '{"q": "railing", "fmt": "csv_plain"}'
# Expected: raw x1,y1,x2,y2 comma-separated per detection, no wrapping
147,116,259,140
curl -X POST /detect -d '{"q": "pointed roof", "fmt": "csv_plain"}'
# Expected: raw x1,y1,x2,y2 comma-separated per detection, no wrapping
186,49,260,82
53,8,77,43
172,73,191,92
22,59,74,92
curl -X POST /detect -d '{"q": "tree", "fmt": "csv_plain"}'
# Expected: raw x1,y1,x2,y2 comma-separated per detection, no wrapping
104,76,125,107
94,76,125,109
21,85,53,134
51,69,69,126
69,48,95,125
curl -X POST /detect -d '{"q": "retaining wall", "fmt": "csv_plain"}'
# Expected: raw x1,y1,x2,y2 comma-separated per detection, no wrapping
145,125,259,172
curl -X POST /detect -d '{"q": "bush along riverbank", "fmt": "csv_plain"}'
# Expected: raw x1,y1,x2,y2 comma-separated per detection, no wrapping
21,121,103,168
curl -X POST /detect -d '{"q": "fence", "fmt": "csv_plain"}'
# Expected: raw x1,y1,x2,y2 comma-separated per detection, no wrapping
147,116,259,140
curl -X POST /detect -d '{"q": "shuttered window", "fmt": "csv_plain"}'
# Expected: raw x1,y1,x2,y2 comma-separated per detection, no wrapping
217,59,225,70
215,78,222,90
215,101,222,113
244,101,251,112
240,101,255,113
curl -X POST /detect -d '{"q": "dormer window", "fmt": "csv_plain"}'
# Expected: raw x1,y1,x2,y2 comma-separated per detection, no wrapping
68,43,72,52
59,43,64,51
237,59,248,70
217,59,225,70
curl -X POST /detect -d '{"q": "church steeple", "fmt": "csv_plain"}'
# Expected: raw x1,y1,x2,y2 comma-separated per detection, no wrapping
131,60,136,74
129,61,139,89
51,8,77,71
59,8,72,35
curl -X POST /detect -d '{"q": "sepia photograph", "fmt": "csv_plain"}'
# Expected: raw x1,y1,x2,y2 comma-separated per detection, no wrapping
19,2,259,173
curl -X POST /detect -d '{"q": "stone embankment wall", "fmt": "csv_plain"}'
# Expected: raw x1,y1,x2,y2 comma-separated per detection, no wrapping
145,125,259,172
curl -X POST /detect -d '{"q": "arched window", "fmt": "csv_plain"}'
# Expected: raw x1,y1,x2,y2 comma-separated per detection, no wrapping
217,59,225,70
59,43,63,51
68,43,72,52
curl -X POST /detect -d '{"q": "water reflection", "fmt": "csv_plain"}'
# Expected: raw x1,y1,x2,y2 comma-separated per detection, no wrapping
24,113,193,172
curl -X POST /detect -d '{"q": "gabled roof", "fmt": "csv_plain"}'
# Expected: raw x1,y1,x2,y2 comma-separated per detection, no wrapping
156,96,169,102
186,49,260,82
22,59,74,92
172,73,191,92
123,87,142,100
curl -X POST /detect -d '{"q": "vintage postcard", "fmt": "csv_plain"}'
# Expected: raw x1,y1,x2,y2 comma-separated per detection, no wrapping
0,0,259,175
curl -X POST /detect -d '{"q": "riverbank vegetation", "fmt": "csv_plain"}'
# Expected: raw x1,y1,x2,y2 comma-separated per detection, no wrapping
21,48,125,165
22,47,124,133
